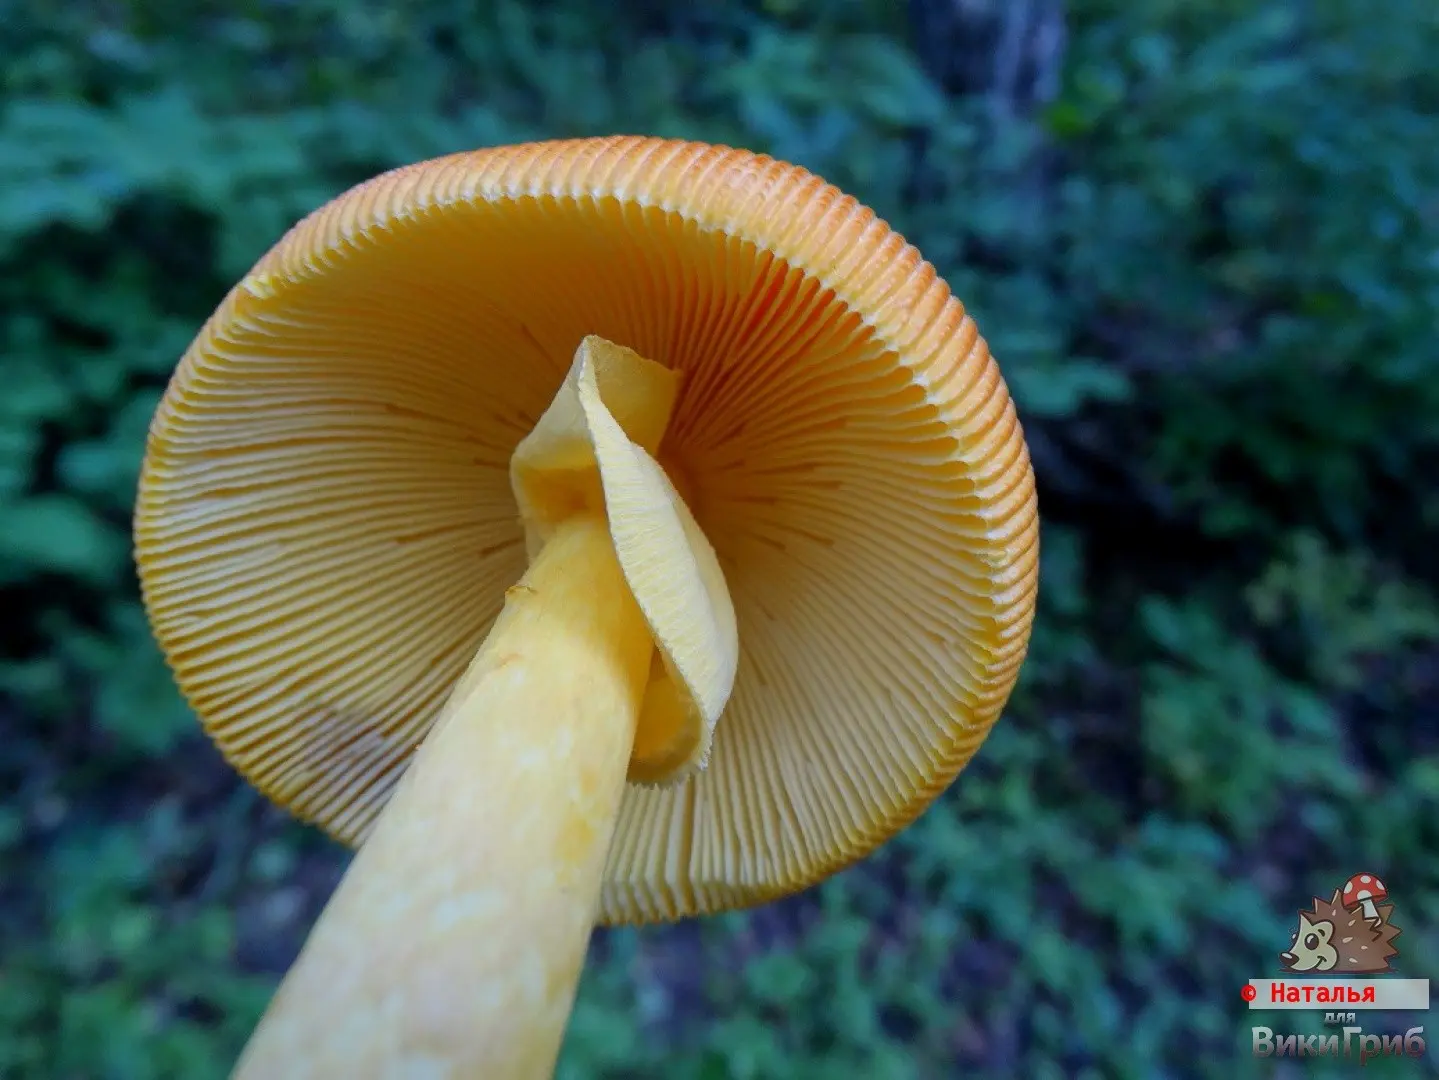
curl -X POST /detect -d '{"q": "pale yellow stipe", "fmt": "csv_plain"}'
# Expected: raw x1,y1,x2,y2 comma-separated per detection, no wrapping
232,515,649,1080
231,337,738,1078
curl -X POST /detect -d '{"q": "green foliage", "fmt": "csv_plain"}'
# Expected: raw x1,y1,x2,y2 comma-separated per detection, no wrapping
1052,0,1439,540
3,0,1436,1077
3,814,273,1079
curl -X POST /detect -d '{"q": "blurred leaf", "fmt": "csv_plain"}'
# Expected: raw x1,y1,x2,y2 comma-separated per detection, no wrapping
0,494,123,583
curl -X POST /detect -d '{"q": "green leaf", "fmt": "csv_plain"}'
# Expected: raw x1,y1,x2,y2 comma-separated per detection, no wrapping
0,495,124,584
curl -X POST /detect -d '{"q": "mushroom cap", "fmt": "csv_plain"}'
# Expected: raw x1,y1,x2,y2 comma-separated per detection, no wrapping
135,137,1040,925
1343,873,1388,904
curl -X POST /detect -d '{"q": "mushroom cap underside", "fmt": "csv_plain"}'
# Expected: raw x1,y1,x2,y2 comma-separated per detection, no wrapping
134,136,1040,925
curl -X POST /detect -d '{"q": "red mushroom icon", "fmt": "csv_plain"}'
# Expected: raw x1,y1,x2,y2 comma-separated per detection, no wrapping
1342,873,1388,921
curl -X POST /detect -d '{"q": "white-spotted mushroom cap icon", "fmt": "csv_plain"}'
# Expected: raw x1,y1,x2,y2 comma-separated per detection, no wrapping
134,137,1040,1079
1342,873,1388,921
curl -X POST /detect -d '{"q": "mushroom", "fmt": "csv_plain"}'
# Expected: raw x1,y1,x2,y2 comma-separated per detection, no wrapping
134,137,1039,1078
1342,872,1388,921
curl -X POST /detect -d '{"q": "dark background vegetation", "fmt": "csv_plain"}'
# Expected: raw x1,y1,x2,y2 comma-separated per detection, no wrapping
2,0,1436,1077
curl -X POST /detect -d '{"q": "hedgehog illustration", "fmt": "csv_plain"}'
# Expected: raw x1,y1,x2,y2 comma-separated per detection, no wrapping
1279,888,1401,974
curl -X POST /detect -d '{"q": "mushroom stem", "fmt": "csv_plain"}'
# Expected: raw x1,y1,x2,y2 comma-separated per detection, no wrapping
233,512,653,1079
